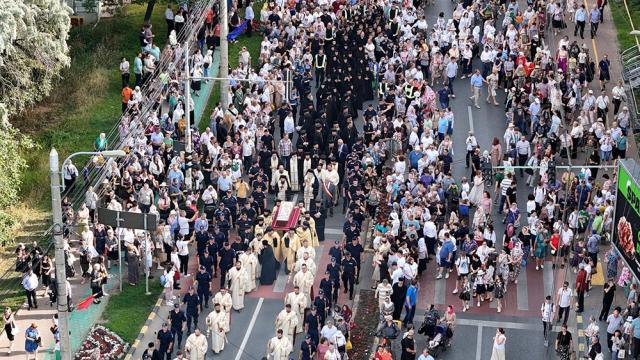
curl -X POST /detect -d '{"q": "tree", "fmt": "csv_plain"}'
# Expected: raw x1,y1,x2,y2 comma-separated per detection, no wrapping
0,105,38,246
0,0,72,116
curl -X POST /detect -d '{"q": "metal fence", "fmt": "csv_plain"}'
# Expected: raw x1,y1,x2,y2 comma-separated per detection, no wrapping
621,46,640,126
0,0,217,306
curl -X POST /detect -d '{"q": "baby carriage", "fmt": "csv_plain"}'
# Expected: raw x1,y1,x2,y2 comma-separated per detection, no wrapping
428,323,453,357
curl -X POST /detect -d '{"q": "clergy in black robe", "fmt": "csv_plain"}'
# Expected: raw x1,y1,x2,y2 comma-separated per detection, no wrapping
259,240,278,285
391,278,408,320
310,199,327,242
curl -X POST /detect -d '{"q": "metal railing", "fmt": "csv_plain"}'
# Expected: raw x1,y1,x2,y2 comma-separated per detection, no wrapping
621,46,640,120
0,0,217,307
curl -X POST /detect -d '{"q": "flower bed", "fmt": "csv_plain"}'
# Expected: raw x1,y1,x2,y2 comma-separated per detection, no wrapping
349,289,379,360
74,325,129,360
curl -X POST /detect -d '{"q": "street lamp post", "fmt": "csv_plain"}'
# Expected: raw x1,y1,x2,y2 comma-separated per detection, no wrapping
49,149,71,360
220,0,229,111
50,148,126,360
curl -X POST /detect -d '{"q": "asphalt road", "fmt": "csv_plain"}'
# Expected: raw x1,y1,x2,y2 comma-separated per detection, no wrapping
130,0,630,358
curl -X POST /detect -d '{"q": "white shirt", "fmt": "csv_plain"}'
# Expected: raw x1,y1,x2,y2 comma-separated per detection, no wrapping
455,256,469,274
176,240,190,256
283,115,295,135
423,221,437,238
560,228,574,246
557,287,573,308
541,302,554,322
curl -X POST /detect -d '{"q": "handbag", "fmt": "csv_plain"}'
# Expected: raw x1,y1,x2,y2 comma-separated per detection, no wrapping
346,339,353,351
618,349,626,358
11,324,19,336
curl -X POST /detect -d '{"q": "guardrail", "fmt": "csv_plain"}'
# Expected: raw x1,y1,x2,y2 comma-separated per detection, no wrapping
0,0,217,306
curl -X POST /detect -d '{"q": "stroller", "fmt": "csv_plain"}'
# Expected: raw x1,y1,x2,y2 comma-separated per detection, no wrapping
428,323,453,357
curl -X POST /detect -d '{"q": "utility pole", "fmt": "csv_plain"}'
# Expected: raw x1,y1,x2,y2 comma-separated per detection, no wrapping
184,42,193,188
49,149,71,360
220,0,229,111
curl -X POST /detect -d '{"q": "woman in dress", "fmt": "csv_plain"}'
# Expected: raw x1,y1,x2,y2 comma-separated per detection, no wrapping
371,251,383,290
490,328,506,360
494,275,505,313
605,245,619,280
510,242,524,284
490,137,502,167
533,229,548,271
127,243,140,286
41,255,53,290
459,276,472,312
469,170,484,207
24,323,40,359
3,307,16,354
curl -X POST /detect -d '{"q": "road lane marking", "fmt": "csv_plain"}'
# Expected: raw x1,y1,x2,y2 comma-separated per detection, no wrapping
325,228,344,235
435,277,445,304
457,318,538,330
516,267,529,310
234,297,264,360
544,261,554,298
467,106,475,133
476,325,483,360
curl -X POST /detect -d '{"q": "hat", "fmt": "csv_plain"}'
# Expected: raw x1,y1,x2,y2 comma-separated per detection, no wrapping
628,316,633,322
589,89,594,94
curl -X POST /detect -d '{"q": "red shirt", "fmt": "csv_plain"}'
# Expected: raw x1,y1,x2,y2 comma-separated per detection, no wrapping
576,269,587,292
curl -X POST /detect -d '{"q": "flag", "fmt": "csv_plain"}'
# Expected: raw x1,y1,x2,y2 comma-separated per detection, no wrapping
76,295,95,310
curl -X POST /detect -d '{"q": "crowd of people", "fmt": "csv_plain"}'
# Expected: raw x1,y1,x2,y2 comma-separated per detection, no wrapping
4,0,639,359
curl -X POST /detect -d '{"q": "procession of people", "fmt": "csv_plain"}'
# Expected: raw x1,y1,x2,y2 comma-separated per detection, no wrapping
5,0,635,358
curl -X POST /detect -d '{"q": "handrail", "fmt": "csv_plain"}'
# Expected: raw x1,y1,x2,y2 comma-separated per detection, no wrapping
1,0,218,299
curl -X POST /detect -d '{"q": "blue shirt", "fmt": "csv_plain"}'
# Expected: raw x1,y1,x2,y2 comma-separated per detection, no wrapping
633,318,640,339
590,9,600,23
438,117,449,134
575,8,586,22
409,150,422,168
470,74,484,88
406,285,417,306
439,240,454,259
133,57,143,74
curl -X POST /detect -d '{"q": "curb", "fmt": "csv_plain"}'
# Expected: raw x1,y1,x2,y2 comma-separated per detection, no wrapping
124,297,163,360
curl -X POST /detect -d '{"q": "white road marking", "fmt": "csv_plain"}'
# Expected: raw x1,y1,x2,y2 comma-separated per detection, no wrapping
325,228,344,235
468,106,475,133
234,297,264,360
457,318,538,330
516,267,529,310
476,325,483,360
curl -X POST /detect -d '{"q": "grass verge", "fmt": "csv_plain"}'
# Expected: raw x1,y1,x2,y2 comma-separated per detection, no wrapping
13,3,168,210
610,0,640,52
199,5,262,132
102,280,163,344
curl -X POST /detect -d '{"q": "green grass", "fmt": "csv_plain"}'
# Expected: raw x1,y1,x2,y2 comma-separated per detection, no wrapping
13,2,168,209
199,3,262,132
0,275,28,329
610,0,640,52
102,280,163,344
